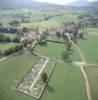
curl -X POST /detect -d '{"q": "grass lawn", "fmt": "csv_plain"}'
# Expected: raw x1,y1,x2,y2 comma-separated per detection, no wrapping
42,63,87,100
78,35,98,63
0,43,20,52
35,42,80,61
0,53,39,100
85,67,98,100
0,53,87,100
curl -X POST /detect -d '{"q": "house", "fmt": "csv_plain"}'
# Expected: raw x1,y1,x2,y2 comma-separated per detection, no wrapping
23,27,40,39
50,24,77,40
51,24,77,34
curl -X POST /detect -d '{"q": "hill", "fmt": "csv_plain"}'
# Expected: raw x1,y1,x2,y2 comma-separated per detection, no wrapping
0,0,62,9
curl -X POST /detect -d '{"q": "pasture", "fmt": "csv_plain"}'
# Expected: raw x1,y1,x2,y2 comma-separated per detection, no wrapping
35,41,81,61
0,52,87,100
78,35,98,63
0,53,39,100
85,67,98,100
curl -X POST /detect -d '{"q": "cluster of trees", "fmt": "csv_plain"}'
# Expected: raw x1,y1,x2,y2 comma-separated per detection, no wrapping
0,35,20,43
0,34,11,42
0,26,28,35
38,30,49,46
78,14,98,27
0,44,23,56
0,23,3,27
62,42,72,61
0,27,18,33
63,21,76,26
22,39,33,47
9,20,20,26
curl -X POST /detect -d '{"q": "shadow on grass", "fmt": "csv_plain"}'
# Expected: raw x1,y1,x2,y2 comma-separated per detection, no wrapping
46,84,55,93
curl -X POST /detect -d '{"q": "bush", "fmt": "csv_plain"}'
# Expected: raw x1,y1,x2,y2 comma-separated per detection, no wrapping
5,37,11,42
0,35,11,42
15,45,23,52
62,51,69,60
4,45,23,56
39,40,47,46
0,23,3,27
13,37,20,43
4,47,15,56
0,50,3,57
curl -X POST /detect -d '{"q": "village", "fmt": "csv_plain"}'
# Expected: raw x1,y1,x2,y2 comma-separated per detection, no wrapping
0,2,98,100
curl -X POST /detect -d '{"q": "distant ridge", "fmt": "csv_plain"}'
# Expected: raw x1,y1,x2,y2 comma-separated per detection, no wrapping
68,0,98,7
0,0,62,9
0,0,98,9
68,0,88,7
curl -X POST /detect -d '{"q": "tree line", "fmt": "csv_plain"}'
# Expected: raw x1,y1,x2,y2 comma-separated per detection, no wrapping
0,34,20,43
0,44,23,56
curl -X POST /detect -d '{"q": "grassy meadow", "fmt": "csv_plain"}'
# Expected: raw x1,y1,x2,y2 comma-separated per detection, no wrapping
85,67,98,100
0,53,87,100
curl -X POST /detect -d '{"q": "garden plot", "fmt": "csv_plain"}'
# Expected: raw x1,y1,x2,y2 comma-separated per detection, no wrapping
16,57,56,98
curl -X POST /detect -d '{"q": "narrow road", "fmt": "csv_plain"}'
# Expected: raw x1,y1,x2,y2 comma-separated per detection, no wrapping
71,40,92,100
30,58,49,91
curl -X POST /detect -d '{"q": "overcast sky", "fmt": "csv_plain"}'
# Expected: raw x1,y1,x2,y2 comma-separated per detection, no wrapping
34,0,98,5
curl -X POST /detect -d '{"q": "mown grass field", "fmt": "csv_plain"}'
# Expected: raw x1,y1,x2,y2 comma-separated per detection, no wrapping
0,52,87,100
0,53,39,100
85,67,98,100
35,42,80,61
78,35,98,63
42,63,87,100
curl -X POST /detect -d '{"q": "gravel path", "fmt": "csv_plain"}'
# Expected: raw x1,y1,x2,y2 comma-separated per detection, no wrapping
0,57,8,62
71,40,92,100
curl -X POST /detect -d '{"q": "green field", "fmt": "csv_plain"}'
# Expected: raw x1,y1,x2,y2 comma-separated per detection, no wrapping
0,53,39,100
41,63,87,100
35,42,80,61
0,43,20,52
78,35,98,63
0,8,83,30
0,53,87,100
85,67,98,100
